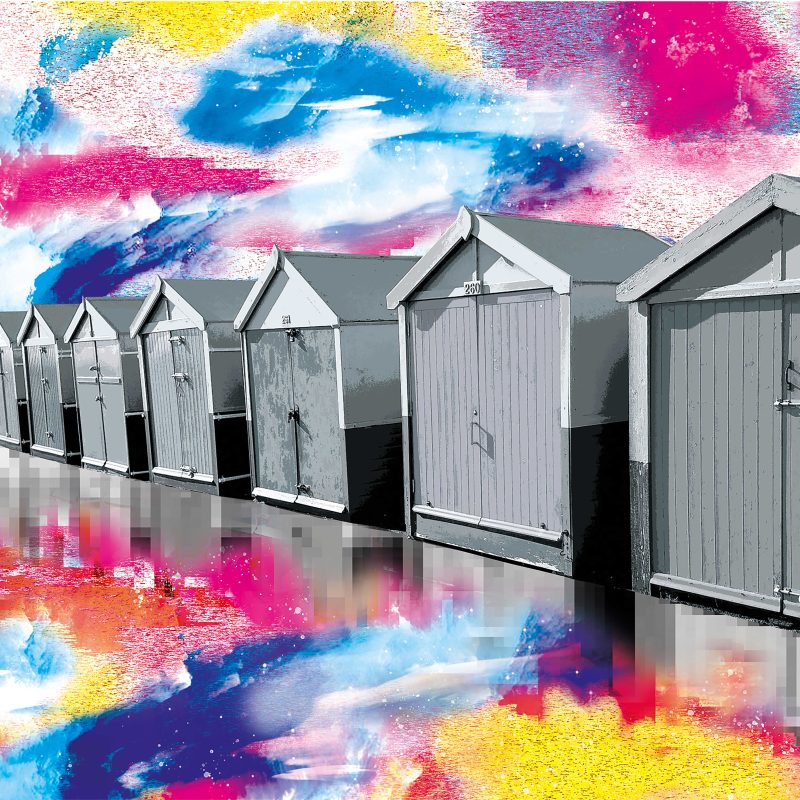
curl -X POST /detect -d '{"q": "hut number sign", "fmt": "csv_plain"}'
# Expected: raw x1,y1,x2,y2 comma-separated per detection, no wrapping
463,279,482,296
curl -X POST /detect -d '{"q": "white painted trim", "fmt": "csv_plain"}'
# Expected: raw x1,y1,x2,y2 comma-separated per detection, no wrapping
295,495,346,514
201,329,215,414
130,278,205,337
387,207,474,309
19,307,57,346
32,444,65,457
473,214,571,294
16,306,35,346
478,516,563,544
648,278,800,304
629,301,649,464
559,294,571,429
342,417,402,430
397,304,409,417
0,433,21,445
82,456,107,469
650,572,781,613
129,276,164,337
253,486,298,504
412,504,481,527
333,327,345,429
234,245,281,331
63,299,87,344
152,466,215,484
617,173,800,302
105,461,129,474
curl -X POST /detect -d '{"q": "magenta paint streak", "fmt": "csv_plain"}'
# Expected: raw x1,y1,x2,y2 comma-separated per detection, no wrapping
0,147,284,224
609,2,792,138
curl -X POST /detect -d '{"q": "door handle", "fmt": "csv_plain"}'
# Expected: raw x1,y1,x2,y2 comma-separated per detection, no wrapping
169,335,185,344
172,372,189,381
95,395,103,403
89,365,99,372
296,483,310,493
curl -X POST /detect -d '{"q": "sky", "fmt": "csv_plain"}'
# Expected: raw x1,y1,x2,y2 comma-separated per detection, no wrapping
2,2,800,308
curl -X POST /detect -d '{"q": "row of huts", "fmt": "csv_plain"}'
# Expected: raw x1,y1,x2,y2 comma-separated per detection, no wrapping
2,172,797,619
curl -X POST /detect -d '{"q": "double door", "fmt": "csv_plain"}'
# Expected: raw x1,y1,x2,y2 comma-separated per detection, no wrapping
0,346,19,440
144,329,213,479
26,344,65,452
73,340,127,469
651,295,800,617
247,327,344,507
409,291,563,538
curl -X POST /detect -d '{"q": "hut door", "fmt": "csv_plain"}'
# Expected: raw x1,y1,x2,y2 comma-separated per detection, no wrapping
171,329,213,479
26,346,49,448
144,331,182,471
291,329,346,507
73,341,106,465
651,299,782,608
781,296,800,617
2,348,20,440
40,345,65,452
246,330,297,497
0,347,11,437
96,342,127,469
477,291,562,536
409,297,481,521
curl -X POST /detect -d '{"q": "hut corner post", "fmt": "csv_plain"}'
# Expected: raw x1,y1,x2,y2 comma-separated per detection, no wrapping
628,300,651,594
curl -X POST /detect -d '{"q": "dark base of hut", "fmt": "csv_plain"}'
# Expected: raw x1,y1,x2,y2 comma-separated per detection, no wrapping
412,421,632,589
0,401,32,453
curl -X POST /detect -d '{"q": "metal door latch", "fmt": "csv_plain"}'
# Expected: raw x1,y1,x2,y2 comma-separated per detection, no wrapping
296,483,310,493
774,398,800,408
287,406,299,422
46,431,53,439
286,328,300,342
40,377,47,384
95,395,103,403
172,372,189,382
775,585,799,598
181,465,196,477
89,365,99,372
169,335,185,344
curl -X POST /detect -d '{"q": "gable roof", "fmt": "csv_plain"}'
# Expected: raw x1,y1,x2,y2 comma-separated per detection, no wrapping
234,246,417,330
64,297,144,343
130,277,256,337
17,303,81,345
386,207,669,308
617,173,800,302
0,311,26,347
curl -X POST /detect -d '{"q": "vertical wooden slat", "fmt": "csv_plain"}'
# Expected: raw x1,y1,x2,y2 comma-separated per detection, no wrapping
742,304,760,594
699,302,717,585
714,304,731,589
672,304,689,579
686,302,702,582
728,300,745,590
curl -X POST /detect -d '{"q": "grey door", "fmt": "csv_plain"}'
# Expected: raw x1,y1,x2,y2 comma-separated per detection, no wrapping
172,329,213,477
651,299,782,606
73,341,106,464
247,330,297,496
477,291,562,534
0,347,12,437
26,346,48,448
144,331,182,471
97,341,128,468
292,329,345,506
40,344,64,452
409,297,481,520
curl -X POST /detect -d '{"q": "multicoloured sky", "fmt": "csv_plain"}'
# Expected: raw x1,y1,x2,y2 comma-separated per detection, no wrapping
3,2,800,308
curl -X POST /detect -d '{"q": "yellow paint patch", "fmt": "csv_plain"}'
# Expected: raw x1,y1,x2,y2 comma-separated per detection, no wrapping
55,1,477,73
433,688,800,799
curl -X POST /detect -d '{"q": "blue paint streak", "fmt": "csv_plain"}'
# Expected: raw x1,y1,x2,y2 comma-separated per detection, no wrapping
40,27,124,84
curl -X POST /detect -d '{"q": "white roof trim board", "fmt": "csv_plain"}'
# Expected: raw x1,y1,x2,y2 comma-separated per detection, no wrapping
17,306,57,345
233,245,282,331
617,173,800,302
129,277,206,337
63,298,89,344
386,205,666,309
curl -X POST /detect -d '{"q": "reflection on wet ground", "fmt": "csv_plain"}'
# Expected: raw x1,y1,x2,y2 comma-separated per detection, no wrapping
1,449,800,798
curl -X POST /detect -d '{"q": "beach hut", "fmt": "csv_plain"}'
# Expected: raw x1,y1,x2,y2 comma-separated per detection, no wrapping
0,311,29,452
17,303,81,464
618,172,800,617
64,298,149,478
130,278,255,497
387,207,668,585
234,247,416,529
